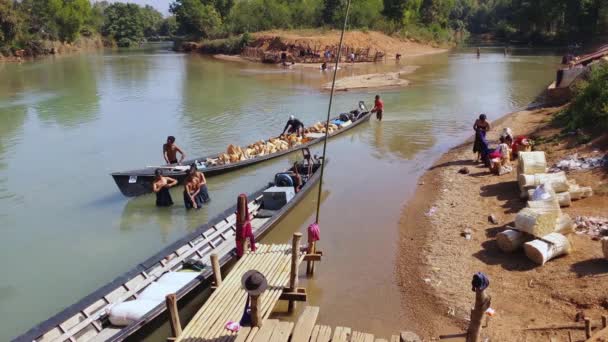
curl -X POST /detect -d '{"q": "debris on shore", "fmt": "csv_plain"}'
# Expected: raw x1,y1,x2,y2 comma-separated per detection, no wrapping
549,153,608,172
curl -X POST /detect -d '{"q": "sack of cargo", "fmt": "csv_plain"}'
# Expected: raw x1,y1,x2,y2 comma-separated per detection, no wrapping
157,271,199,288
108,300,160,326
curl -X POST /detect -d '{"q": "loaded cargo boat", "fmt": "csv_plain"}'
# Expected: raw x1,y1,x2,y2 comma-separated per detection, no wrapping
14,149,323,342
111,102,369,197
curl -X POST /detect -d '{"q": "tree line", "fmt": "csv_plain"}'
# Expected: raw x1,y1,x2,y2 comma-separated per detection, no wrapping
0,0,177,54
1,0,607,55
170,0,607,44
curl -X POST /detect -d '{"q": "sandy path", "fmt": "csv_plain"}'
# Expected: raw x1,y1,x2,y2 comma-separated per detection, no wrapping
398,106,608,341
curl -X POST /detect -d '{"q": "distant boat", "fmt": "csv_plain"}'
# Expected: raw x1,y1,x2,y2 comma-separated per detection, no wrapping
14,149,324,342
111,101,370,197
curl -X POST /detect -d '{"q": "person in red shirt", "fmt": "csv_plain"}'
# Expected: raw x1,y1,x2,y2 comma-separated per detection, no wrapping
371,94,384,121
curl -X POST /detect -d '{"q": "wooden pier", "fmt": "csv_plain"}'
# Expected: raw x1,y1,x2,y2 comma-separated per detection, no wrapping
234,306,419,342
173,232,318,342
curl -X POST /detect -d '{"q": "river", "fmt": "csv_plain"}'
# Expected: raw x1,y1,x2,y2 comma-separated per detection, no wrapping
0,44,559,340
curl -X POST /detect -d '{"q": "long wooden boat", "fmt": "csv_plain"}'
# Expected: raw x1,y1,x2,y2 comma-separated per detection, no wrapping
111,102,370,197
14,149,324,342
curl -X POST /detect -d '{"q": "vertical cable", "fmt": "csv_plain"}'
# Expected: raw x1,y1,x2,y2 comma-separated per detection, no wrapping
314,0,352,224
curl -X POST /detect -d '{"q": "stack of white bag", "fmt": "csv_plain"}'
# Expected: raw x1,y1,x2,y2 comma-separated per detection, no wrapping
107,271,199,326
497,183,575,265
498,151,595,265
517,151,593,203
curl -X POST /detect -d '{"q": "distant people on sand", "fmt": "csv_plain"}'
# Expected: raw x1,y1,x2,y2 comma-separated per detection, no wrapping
152,169,177,207
473,114,491,163
349,52,355,63
163,136,185,165
476,47,481,58
183,163,210,210
371,95,384,121
321,62,327,71
282,115,304,137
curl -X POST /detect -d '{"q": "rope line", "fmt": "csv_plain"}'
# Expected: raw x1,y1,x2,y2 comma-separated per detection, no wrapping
314,0,352,224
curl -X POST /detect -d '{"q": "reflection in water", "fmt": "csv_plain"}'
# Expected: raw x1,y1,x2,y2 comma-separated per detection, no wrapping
33,56,101,127
370,119,435,160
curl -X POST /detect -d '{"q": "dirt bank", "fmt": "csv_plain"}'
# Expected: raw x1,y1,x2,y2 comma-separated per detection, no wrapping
398,106,608,341
252,30,447,59
323,66,418,91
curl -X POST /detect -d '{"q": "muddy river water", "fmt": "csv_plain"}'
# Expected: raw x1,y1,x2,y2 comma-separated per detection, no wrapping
0,44,559,340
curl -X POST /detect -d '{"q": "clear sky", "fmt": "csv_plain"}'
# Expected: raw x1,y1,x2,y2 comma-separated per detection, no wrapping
100,0,170,15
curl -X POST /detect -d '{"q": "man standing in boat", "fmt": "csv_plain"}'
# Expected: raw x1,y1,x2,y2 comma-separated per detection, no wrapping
282,115,304,137
371,95,384,121
163,136,186,165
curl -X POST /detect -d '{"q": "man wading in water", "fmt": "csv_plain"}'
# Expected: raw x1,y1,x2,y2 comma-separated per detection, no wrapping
371,94,384,121
163,136,186,165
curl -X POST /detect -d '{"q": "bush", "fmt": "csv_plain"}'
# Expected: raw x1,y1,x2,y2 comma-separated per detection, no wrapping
118,37,135,47
200,33,252,54
558,64,608,132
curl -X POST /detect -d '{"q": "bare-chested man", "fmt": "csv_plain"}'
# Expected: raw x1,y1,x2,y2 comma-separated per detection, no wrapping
163,136,185,165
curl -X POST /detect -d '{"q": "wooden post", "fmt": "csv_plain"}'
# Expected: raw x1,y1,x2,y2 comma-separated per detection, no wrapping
251,294,261,327
602,315,607,328
211,253,222,287
289,232,302,313
585,317,592,338
466,289,491,342
306,241,316,276
165,294,182,338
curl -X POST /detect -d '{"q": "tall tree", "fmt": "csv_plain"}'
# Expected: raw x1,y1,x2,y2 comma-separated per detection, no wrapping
0,0,21,45
102,2,145,46
170,0,222,38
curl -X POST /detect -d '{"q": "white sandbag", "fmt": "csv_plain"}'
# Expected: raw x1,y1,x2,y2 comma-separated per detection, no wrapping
515,207,560,237
157,271,199,289
519,172,567,190
524,233,571,265
138,282,180,302
555,213,574,234
496,229,533,252
108,299,161,326
527,197,560,211
569,184,593,200
526,189,571,207
518,151,547,176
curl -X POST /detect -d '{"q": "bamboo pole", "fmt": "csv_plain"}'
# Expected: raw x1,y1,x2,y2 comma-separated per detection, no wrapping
251,294,261,327
211,253,222,287
585,317,592,338
466,289,491,342
289,233,302,313
602,315,607,328
165,294,182,338
306,241,316,276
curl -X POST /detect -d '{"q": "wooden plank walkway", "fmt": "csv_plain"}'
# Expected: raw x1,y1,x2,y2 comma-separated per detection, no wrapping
176,244,304,342
234,306,412,342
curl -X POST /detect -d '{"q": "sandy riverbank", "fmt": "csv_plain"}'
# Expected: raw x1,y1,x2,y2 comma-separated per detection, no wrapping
398,106,608,340
323,66,418,91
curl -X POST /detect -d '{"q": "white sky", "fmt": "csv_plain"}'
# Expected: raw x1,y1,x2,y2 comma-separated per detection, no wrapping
94,0,170,15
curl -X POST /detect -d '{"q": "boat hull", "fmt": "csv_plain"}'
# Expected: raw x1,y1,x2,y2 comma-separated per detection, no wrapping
111,111,370,197
14,154,325,342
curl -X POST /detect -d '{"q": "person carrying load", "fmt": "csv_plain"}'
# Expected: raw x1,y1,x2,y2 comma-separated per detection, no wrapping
282,115,304,137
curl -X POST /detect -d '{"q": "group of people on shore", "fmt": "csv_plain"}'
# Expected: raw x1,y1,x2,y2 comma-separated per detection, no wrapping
473,114,530,175
153,136,210,209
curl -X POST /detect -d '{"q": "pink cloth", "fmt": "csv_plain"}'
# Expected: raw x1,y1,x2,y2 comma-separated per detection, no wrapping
236,194,256,257
308,223,320,243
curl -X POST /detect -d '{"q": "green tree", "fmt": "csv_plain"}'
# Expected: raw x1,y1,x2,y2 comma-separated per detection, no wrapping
50,0,92,42
140,5,163,37
0,0,22,45
159,16,178,36
170,0,223,38
102,3,145,47
561,64,608,131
